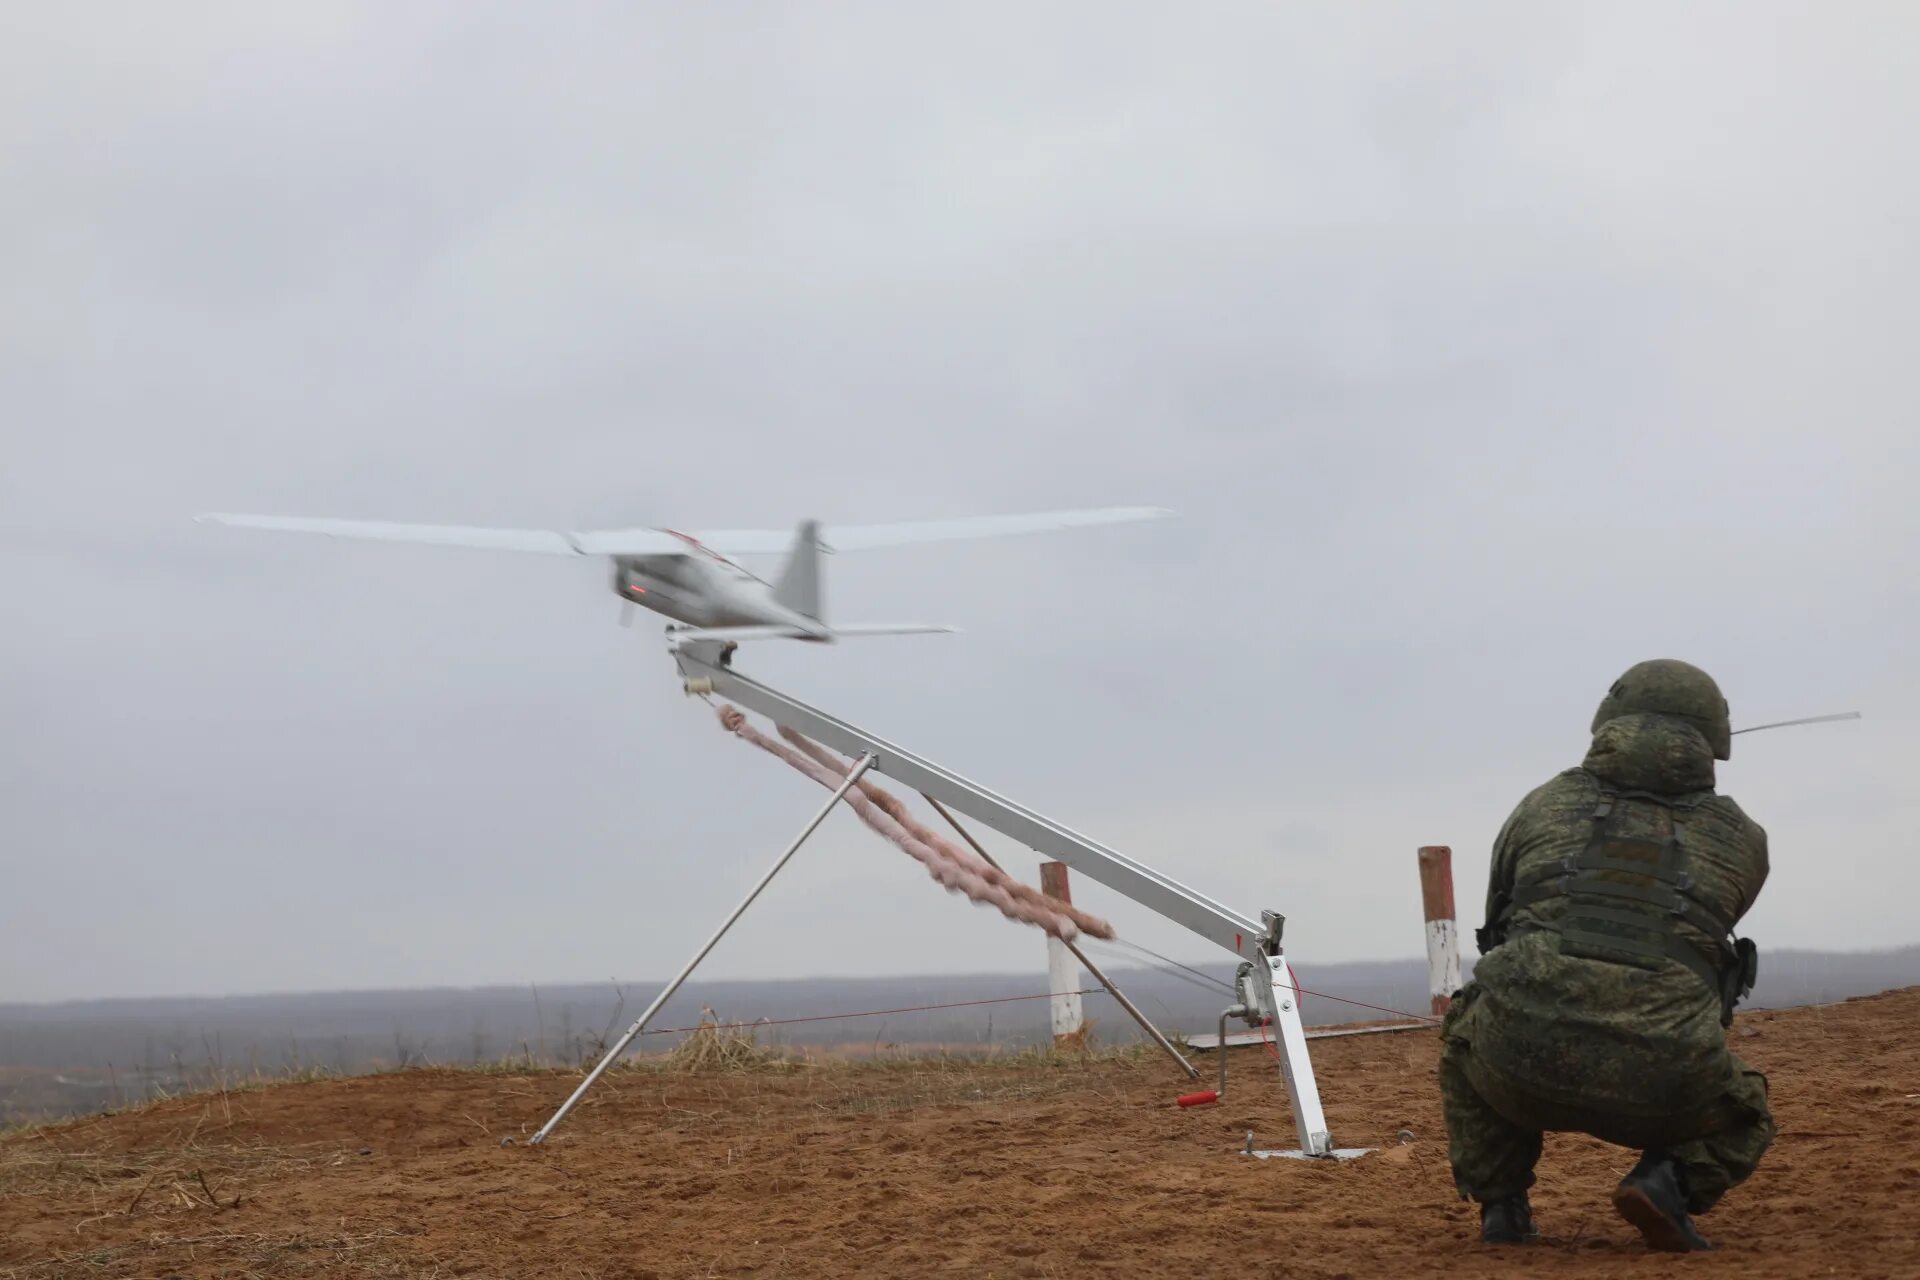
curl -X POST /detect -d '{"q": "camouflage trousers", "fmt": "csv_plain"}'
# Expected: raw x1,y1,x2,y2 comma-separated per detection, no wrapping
1439,1010,1774,1213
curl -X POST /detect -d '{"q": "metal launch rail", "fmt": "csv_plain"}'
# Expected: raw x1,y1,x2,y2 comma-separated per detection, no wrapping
525,636,1366,1159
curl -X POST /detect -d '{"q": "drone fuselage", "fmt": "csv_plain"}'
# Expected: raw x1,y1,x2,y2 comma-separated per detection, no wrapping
611,552,827,638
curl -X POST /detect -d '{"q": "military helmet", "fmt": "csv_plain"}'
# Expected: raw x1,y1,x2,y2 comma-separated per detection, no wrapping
1591,658,1732,760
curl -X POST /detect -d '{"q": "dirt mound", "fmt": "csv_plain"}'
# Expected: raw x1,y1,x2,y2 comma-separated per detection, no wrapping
4,988,1917,1278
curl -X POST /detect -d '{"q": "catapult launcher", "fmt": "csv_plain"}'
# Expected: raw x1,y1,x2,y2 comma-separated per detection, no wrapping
526,634,1370,1160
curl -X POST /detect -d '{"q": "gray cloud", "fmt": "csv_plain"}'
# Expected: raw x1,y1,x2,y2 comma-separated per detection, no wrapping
3,2,1913,1001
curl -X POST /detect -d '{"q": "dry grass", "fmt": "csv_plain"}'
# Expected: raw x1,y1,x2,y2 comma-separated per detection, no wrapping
0,1096,365,1277
0,1102,340,1208
660,1008,803,1074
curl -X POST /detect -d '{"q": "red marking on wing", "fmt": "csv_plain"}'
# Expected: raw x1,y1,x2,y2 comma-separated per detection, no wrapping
662,528,726,562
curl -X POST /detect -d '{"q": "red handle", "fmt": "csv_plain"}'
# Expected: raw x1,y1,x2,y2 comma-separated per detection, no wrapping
1175,1090,1219,1108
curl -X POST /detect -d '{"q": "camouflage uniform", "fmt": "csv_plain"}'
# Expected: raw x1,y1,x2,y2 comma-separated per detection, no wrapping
1441,670,1775,1217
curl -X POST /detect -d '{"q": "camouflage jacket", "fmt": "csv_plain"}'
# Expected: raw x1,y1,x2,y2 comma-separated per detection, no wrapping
1462,713,1769,1111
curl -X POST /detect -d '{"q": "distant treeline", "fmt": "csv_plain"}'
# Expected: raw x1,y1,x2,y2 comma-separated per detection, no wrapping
2,947,1913,1123
3,947,1912,1071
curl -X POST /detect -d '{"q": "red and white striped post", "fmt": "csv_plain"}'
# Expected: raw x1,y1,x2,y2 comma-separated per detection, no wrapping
1417,845,1462,1016
1039,861,1086,1047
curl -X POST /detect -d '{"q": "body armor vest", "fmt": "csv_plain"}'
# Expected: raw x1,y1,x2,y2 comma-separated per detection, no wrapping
1498,788,1758,1025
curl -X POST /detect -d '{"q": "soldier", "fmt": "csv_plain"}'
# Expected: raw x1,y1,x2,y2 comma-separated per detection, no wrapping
1440,659,1772,1251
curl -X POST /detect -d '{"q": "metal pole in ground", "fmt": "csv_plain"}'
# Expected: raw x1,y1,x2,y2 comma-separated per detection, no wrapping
923,794,1200,1080
524,753,876,1145
1417,845,1461,1017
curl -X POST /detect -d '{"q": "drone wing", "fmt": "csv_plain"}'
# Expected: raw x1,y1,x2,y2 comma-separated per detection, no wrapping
196,513,684,556
815,506,1174,551
578,509,1172,556
567,527,789,555
200,506,1172,558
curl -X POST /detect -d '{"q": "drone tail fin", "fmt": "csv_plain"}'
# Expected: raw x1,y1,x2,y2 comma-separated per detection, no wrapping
771,519,824,621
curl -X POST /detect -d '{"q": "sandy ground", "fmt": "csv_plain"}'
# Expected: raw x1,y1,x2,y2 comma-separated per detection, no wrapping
3,987,1916,1279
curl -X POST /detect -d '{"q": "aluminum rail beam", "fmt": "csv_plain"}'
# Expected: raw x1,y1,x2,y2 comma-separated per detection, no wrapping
673,641,1266,960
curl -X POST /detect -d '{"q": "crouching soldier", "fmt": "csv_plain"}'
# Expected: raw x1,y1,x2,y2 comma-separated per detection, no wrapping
1440,659,1773,1251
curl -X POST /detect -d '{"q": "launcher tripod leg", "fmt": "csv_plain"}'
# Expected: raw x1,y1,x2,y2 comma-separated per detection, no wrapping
523,753,876,1146
1237,921,1370,1162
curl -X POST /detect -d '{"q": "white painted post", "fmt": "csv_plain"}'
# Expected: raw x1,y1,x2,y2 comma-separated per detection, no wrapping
1039,861,1086,1047
1417,845,1462,1016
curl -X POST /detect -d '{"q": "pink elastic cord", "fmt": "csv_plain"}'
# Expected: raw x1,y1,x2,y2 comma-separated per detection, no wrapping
777,725,1115,940
716,705,1114,941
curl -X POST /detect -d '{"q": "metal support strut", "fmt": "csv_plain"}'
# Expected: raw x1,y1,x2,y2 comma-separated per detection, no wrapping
922,794,1199,1081
525,752,876,1145
669,637,1367,1159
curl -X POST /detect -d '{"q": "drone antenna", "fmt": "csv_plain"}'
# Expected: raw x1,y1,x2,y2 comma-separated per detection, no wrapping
1731,711,1862,736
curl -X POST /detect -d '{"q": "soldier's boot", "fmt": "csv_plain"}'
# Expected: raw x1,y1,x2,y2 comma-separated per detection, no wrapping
1612,1153,1713,1252
1479,1193,1538,1244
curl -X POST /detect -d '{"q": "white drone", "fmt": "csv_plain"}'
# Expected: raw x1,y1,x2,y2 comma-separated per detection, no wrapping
197,506,1173,643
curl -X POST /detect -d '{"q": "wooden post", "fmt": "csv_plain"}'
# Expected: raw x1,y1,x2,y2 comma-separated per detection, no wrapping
1039,861,1086,1048
1417,845,1461,1017
924,795,1196,1078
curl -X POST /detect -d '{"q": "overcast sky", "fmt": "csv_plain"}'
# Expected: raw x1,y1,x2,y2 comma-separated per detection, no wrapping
3,3,1913,1003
